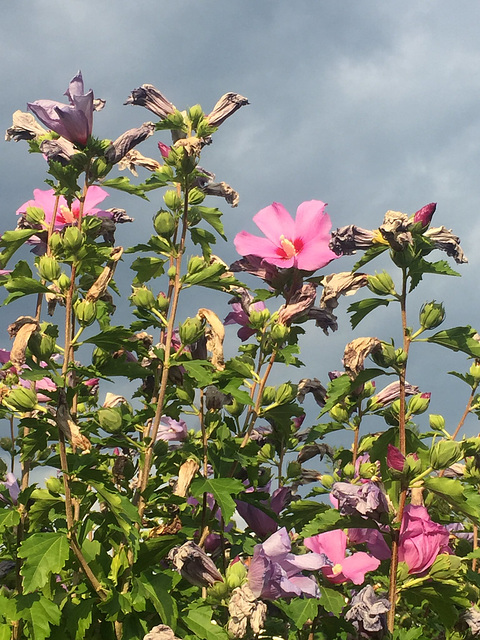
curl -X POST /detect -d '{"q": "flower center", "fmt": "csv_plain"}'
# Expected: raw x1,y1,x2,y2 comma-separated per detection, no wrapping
332,563,343,576
279,235,297,258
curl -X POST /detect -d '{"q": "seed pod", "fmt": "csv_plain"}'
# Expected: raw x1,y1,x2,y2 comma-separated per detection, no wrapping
74,299,97,326
38,255,61,281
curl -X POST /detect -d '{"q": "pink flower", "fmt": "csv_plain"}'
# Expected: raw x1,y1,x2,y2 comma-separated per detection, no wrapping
304,529,380,585
234,201,339,271
17,187,111,229
28,71,94,146
387,444,406,472
398,505,450,575
156,416,188,442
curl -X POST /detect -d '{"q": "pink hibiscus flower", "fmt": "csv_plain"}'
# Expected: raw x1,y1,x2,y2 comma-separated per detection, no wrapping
17,186,111,229
304,529,380,585
234,200,339,271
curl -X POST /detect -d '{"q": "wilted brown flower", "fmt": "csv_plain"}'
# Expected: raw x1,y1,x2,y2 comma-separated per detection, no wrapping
143,624,181,640
105,122,156,164
5,110,47,142
8,317,39,369
124,84,176,119
40,138,76,164
424,225,468,264
343,337,381,378
379,210,412,251
320,272,368,312
278,282,317,325
197,308,225,370
228,584,267,638
297,378,327,406
117,149,161,176
56,389,91,451
206,92,249,127
167,541,223,587
329,224,377,256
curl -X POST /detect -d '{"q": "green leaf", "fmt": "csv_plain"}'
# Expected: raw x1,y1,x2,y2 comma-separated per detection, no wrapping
318,586,345,615
195,206,226,240
101,177,147,199
137,572,177,629
275,597,320,627
424,477,480,524
131,256,166,283
0,623,10,640
82,326,133,350
408,258,460,292
190,228,217,261
18,532,70,593
300,509,342,537
182,360,216,386
89,481,140,554
191,477,245,522
426,325,480,358
348,297,390,329
320,369,383,416
4,277,50,295
10,593,61,640
183,606,229,640
63,598,94,640
0,229,40,269
0,508,20,532
352,244,388,271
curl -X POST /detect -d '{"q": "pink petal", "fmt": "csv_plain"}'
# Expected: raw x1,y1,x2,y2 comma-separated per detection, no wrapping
83,185,109,211
253,202,295,245
294,200,328,239
304,530,347,564
341,552,380,584
294,241,338,271
234,231,290,263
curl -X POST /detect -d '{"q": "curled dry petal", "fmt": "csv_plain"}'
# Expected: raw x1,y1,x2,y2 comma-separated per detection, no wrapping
206,92,249,127
379,210,412,250
174,136,203,156
278,282,317,325
86,247,123,302
102,392,128,408
105,122,156,164
117,149,161,176
173,459,200,497
306,307,338,334
8,317,39,369
329,224,376,256
124,84,176,119
56,389,91,451
297,378,327,406
343,337,381,378
40,138,77,165
320,272,368,311
143,624,181,640
201,180,239,207
424,225,468,263
6,110,47,142
167,541,223,587
228,584,267,638
197,308,225,370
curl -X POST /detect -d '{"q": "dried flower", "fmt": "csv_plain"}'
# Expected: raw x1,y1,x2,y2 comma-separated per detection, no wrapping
206,92,249,127
124,84,176,119
424,225,468,264
167,541,223,587
345,585,390,636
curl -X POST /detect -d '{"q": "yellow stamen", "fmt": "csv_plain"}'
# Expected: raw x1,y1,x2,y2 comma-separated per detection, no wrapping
332,563,343,576
280,235,297,258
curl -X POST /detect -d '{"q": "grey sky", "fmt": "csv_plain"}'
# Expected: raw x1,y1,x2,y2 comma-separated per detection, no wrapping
2,1,480,442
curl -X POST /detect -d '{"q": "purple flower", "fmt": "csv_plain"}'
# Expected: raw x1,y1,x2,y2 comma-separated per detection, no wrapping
304,530,380,585
28,71,94,145
1,473,20,505
344,585,390,635
398,505,451,575
248,527,326,599
236,486,290,538
224,300,266,340
234,201,338,271
413,202,436,228
156,417,188,442
331,482,389,521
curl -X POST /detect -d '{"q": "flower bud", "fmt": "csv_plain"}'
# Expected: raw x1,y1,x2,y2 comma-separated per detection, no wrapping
275,383,296,405
270,323,290,343
330,403,350,423
187,256,206,275
419,301,445,330
97,407,123,434
261,386,276,405
74,299,97,326
408,393,431,415
342,463,355,478
157,292,169,312
470,362,480,382
430,440,462,470
224,398,245,417
178,316,204,345
45,476,63,493
37,255,61,281
63,226,84,253
358,462,378,479
188,188,206,205
163,189,182,210
57,273,71,292
249,308,270,329
4,387,38,412
48,232,63,256
321,474,334,489
0,438,13,452
188,104,204,127
28,331,56,361
153,210,176,237
394,349,408,365
371,342,397,368
25,206,45,225
225,561,247,590
367,271,396,296
167,266,176,279
130,287,156,310
429,414,445,431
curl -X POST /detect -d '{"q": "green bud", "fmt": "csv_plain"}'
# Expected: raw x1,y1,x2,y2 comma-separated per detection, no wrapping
48,232,63,256
405,453,422,476
25,206,45,225
429,414,445,431
371,342,397,368
97,408,123,434
419,301,445,330
224,398,245,417
275,383,296,405
37,255,61,281
470,362,480,382
63,226,84,253
225,561,246,590
321,474,334,489
358,462,378,479
343,463,355,478
261,386,276,405
153,210,176,237
178,316,204,345
57,273,71,292
90,157,110,180
45,476,63,494
188,188,206,205
249,308,270,329
163,189,182,210
130,287,156,310
74,299,97,326
270,324,290,343
287,461,302,478
4,387,38,412
330,403,350,423
187,256,206,275
167,266,176,279
408,393,431,415
157,293,169,312
0,438,13,452
258,443,275,461
28,331,56,361
394,348,408,365
188,104,204,127
367,271,396,296
430,440,462,470
391,244,416,268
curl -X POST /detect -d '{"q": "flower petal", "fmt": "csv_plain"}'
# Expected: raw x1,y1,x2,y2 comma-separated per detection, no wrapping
253,202,295,245
304,529,347,564
341,552,380,584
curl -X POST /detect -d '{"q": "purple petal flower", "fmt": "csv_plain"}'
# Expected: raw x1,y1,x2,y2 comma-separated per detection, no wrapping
348,528,391,561
234,201,339,271
398,505,451,575
248,527,326,599
236,486,290,539
224,298,266,341
331,482,389,521
3,473,20,505
304,530,380,585
28,71,94,145
156,416,188,442
371,381,419,408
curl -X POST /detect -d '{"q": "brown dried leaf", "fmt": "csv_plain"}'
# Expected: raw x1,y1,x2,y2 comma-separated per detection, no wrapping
173,459,200,497
8,317,39,369
86,247,123,302
197,308,225,370
56,389,91,451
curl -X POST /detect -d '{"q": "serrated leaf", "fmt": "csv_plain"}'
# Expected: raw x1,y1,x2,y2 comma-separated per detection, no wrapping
64,598,94,640
318,586,345,615
131,256,166,283
352,244,388,271
275,597,320,626
426,325,480,358
182,360,216,386
424,477,480,524
137,572,177,629
18,532,69,593
101,177,147,199
320,369,383,416
196,206,226,240
191,477,244,522
409,258,460,292
4,277,50,295
82,326,133,350
300,510,342,537
348,297,390,329
0,508,20,532
10,593,61,640
183,606,229,640
0,623,10,640
0,230,40,269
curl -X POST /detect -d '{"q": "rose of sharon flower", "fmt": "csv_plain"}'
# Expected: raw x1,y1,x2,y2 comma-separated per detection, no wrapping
234,201,339,271
331,482,389,522
345,585,390,635
28,71,94,146
398,505,450,575
17,186,111,230
248,527,327,599
156,416,188,442
304,529,380,585
224,300,266,340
